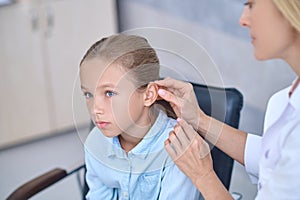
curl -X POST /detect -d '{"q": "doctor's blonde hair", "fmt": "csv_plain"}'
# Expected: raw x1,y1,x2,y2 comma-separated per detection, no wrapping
273,0,300,32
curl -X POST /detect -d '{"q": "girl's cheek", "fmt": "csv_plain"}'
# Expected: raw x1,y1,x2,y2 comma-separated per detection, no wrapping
86,100,94,116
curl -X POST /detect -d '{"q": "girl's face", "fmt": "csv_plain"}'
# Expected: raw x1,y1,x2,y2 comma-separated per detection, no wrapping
239,0,299,60
80,59,152,138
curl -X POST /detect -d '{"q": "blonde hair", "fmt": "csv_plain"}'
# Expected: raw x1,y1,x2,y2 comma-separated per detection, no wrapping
273,0,300,32
80,34,160,88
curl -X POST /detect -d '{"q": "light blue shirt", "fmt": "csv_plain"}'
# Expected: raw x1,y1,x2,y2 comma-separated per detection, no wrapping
85,110,202,200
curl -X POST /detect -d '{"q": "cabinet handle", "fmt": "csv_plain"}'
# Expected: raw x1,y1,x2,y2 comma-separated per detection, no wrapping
30,9,39,32
45,7,54,38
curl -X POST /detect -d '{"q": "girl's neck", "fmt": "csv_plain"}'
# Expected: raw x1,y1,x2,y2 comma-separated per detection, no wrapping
119,108,159,153
118,134,143,153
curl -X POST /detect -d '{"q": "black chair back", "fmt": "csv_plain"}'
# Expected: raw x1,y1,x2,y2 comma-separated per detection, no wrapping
192,83,243,189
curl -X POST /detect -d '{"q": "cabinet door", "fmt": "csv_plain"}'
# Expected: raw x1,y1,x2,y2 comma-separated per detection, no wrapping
43,0,117,131
0,2,52,148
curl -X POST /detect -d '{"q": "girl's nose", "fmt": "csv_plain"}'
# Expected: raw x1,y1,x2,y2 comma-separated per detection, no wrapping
239,7,250,28
93,95,105,115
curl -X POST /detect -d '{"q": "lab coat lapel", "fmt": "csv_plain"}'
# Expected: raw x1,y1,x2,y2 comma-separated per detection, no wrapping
263,87,290,134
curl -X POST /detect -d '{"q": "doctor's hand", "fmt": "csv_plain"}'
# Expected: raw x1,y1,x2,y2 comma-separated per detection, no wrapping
165,119,234,200
165,119,213,185
155,78,207,130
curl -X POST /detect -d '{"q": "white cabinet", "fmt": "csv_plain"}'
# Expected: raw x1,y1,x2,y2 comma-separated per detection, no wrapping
0,2,52,148
0,0,117,148
43,0,117,132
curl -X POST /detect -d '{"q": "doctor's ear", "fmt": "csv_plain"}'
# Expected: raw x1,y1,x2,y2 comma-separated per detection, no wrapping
144,83,158,107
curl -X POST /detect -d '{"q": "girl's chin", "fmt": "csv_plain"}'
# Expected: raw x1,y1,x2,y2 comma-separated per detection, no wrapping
98,128,119,138
254,52,269,61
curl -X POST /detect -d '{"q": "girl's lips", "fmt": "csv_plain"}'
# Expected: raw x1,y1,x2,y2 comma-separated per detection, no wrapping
96,121,110,128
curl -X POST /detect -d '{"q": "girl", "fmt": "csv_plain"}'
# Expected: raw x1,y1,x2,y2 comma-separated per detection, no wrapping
79,34,202,200
156,0,300,199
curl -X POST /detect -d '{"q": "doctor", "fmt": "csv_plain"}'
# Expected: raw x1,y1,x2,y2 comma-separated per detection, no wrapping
155,0,300,199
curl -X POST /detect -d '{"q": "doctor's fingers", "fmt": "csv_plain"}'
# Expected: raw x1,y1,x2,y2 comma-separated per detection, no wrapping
173,124,192,148
155,78,194,96
178,119,211,159
164,137,177,161
165,131,210,163
166,125,194,159
157,88,183,107
168,130,183,154
155,77,187,92
177,119,198,142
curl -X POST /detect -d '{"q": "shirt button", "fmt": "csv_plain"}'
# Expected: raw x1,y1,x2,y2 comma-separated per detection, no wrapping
128,153,133,159
123,192,128,198
265,149,270,159
258,182,262,190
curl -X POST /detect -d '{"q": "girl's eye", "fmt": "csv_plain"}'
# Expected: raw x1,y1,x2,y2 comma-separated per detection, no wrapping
244,2,253,9
105,90,116,97
83,92,93,99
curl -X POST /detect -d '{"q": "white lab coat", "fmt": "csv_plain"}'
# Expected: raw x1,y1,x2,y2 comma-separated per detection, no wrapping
245,79,300,199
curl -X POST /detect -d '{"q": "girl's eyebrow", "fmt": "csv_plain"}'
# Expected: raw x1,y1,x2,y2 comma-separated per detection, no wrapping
81,85,90,91
100,83,118,89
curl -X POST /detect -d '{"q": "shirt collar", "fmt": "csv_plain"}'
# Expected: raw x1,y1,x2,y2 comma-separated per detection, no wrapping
106,110,170,159
106,137,126,158
289,77,300,111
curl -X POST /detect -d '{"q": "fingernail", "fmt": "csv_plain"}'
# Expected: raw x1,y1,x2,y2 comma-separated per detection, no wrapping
177,118,182,122
158,89,165,96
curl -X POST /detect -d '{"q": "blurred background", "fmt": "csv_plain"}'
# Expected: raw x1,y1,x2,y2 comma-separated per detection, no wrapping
0,0,296,199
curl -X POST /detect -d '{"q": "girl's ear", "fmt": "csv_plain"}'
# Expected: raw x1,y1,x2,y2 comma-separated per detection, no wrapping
144,82,158,107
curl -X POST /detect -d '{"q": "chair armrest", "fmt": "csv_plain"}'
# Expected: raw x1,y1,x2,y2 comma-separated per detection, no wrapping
7,168,67,200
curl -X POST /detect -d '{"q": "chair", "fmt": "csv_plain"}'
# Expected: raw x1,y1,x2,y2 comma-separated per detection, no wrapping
6,82,243,200
192,83,243,189
6,166,86,200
